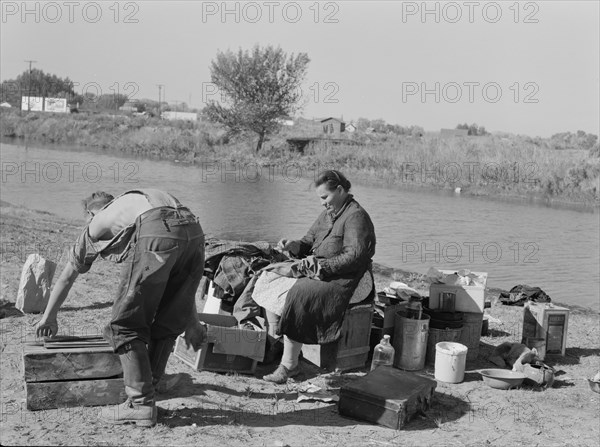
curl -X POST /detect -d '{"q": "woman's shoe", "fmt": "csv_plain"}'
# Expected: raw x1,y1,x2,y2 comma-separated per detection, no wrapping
263,364,300,384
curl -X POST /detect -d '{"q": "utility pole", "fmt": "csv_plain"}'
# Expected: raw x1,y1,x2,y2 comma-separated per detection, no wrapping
156,84,164,118
24,60,36,111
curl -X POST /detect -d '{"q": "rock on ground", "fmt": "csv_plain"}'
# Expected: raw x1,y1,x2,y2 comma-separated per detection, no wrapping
15,254,57,313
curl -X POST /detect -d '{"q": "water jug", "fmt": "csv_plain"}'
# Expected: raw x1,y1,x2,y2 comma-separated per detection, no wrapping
370,335,395,371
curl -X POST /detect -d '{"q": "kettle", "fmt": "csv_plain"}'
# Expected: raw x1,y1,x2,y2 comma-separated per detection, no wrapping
522,362,555,388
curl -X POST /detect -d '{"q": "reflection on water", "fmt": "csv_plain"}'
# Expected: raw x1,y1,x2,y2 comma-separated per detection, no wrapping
1,141,599,310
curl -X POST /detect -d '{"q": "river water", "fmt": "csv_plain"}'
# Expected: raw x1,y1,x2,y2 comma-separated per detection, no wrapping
1,141,599,311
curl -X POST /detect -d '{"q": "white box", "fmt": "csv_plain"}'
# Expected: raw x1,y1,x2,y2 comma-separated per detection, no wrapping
429,283,485,313
428,269,487,313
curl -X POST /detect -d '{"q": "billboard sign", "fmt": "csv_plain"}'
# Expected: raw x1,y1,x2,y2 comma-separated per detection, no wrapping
44,97,68,113
21,96,43,111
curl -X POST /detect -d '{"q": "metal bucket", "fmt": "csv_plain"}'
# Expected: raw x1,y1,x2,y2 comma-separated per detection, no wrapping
458,312,484,361
393,311,430,371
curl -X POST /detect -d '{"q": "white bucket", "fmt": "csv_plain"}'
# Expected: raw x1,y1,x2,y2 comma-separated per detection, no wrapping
434,342,468,383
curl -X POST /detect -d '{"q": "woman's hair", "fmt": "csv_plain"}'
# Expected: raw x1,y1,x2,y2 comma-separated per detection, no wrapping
315,170,351,192
82,191,114,215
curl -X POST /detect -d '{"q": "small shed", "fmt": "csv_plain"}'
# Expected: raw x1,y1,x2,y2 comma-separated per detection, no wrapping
321,117,346,134
346,123,356,133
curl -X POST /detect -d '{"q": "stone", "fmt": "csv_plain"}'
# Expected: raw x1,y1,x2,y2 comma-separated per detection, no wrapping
15,254,57,313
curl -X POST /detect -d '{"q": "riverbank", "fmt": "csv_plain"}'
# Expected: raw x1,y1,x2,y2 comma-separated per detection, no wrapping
2,109,599,208
1,202,599,446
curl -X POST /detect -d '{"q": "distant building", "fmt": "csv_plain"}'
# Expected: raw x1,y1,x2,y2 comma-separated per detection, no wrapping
321,117,345,134
161,111,198,122
440,128,469,138
119,102,139,113
0,102,12,108
345,123,356,133
276,116,295,126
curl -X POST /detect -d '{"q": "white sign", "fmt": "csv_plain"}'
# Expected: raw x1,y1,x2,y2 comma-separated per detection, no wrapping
44,98,67,113
161,111,198,122
21,96,43,111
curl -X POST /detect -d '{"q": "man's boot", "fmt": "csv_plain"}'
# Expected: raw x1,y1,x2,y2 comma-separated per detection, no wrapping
148,337,181,393
101,339,157,427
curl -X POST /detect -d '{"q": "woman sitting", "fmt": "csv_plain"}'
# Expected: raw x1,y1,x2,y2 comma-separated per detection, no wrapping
234,170,376,383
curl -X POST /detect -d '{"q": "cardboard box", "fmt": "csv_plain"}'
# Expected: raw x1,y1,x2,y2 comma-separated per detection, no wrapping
174,313,266,374
338,366,437,430
429,281,485,313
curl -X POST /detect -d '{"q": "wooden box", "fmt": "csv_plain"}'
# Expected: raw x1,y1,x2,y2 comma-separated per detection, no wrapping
521,302,569,356
174,313,266,374
23,339,125,410
338,366,436,430
302,303,374,371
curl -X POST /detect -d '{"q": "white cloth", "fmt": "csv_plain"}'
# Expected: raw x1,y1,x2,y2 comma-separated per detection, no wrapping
252,271,297,316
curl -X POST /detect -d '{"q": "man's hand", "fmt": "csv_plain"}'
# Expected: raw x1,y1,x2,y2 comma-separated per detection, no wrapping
34,262,79,339
35,317,58,338
183,320,207,351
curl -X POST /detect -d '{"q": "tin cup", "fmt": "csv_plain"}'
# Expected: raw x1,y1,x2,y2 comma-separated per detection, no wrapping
440,291,456,312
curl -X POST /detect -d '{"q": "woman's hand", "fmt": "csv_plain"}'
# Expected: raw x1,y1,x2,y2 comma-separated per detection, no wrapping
35,316,58,338
277,239,300,255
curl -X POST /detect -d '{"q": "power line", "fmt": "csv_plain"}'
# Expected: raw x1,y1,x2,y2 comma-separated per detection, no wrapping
24,60,36,111
156,84,164,117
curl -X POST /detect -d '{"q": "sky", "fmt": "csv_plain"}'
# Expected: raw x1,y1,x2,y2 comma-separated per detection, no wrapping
1,0,599,137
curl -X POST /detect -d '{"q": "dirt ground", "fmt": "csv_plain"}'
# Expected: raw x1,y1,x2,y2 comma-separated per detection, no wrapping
1,203,599,446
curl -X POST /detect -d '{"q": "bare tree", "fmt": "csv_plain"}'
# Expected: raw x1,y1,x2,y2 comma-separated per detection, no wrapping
204,45,310,152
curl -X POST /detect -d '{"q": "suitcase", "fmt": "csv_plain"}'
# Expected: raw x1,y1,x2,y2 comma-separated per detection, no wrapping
338,366,436,430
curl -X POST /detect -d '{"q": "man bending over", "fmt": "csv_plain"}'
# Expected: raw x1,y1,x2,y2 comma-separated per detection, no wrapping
35,189,206,427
